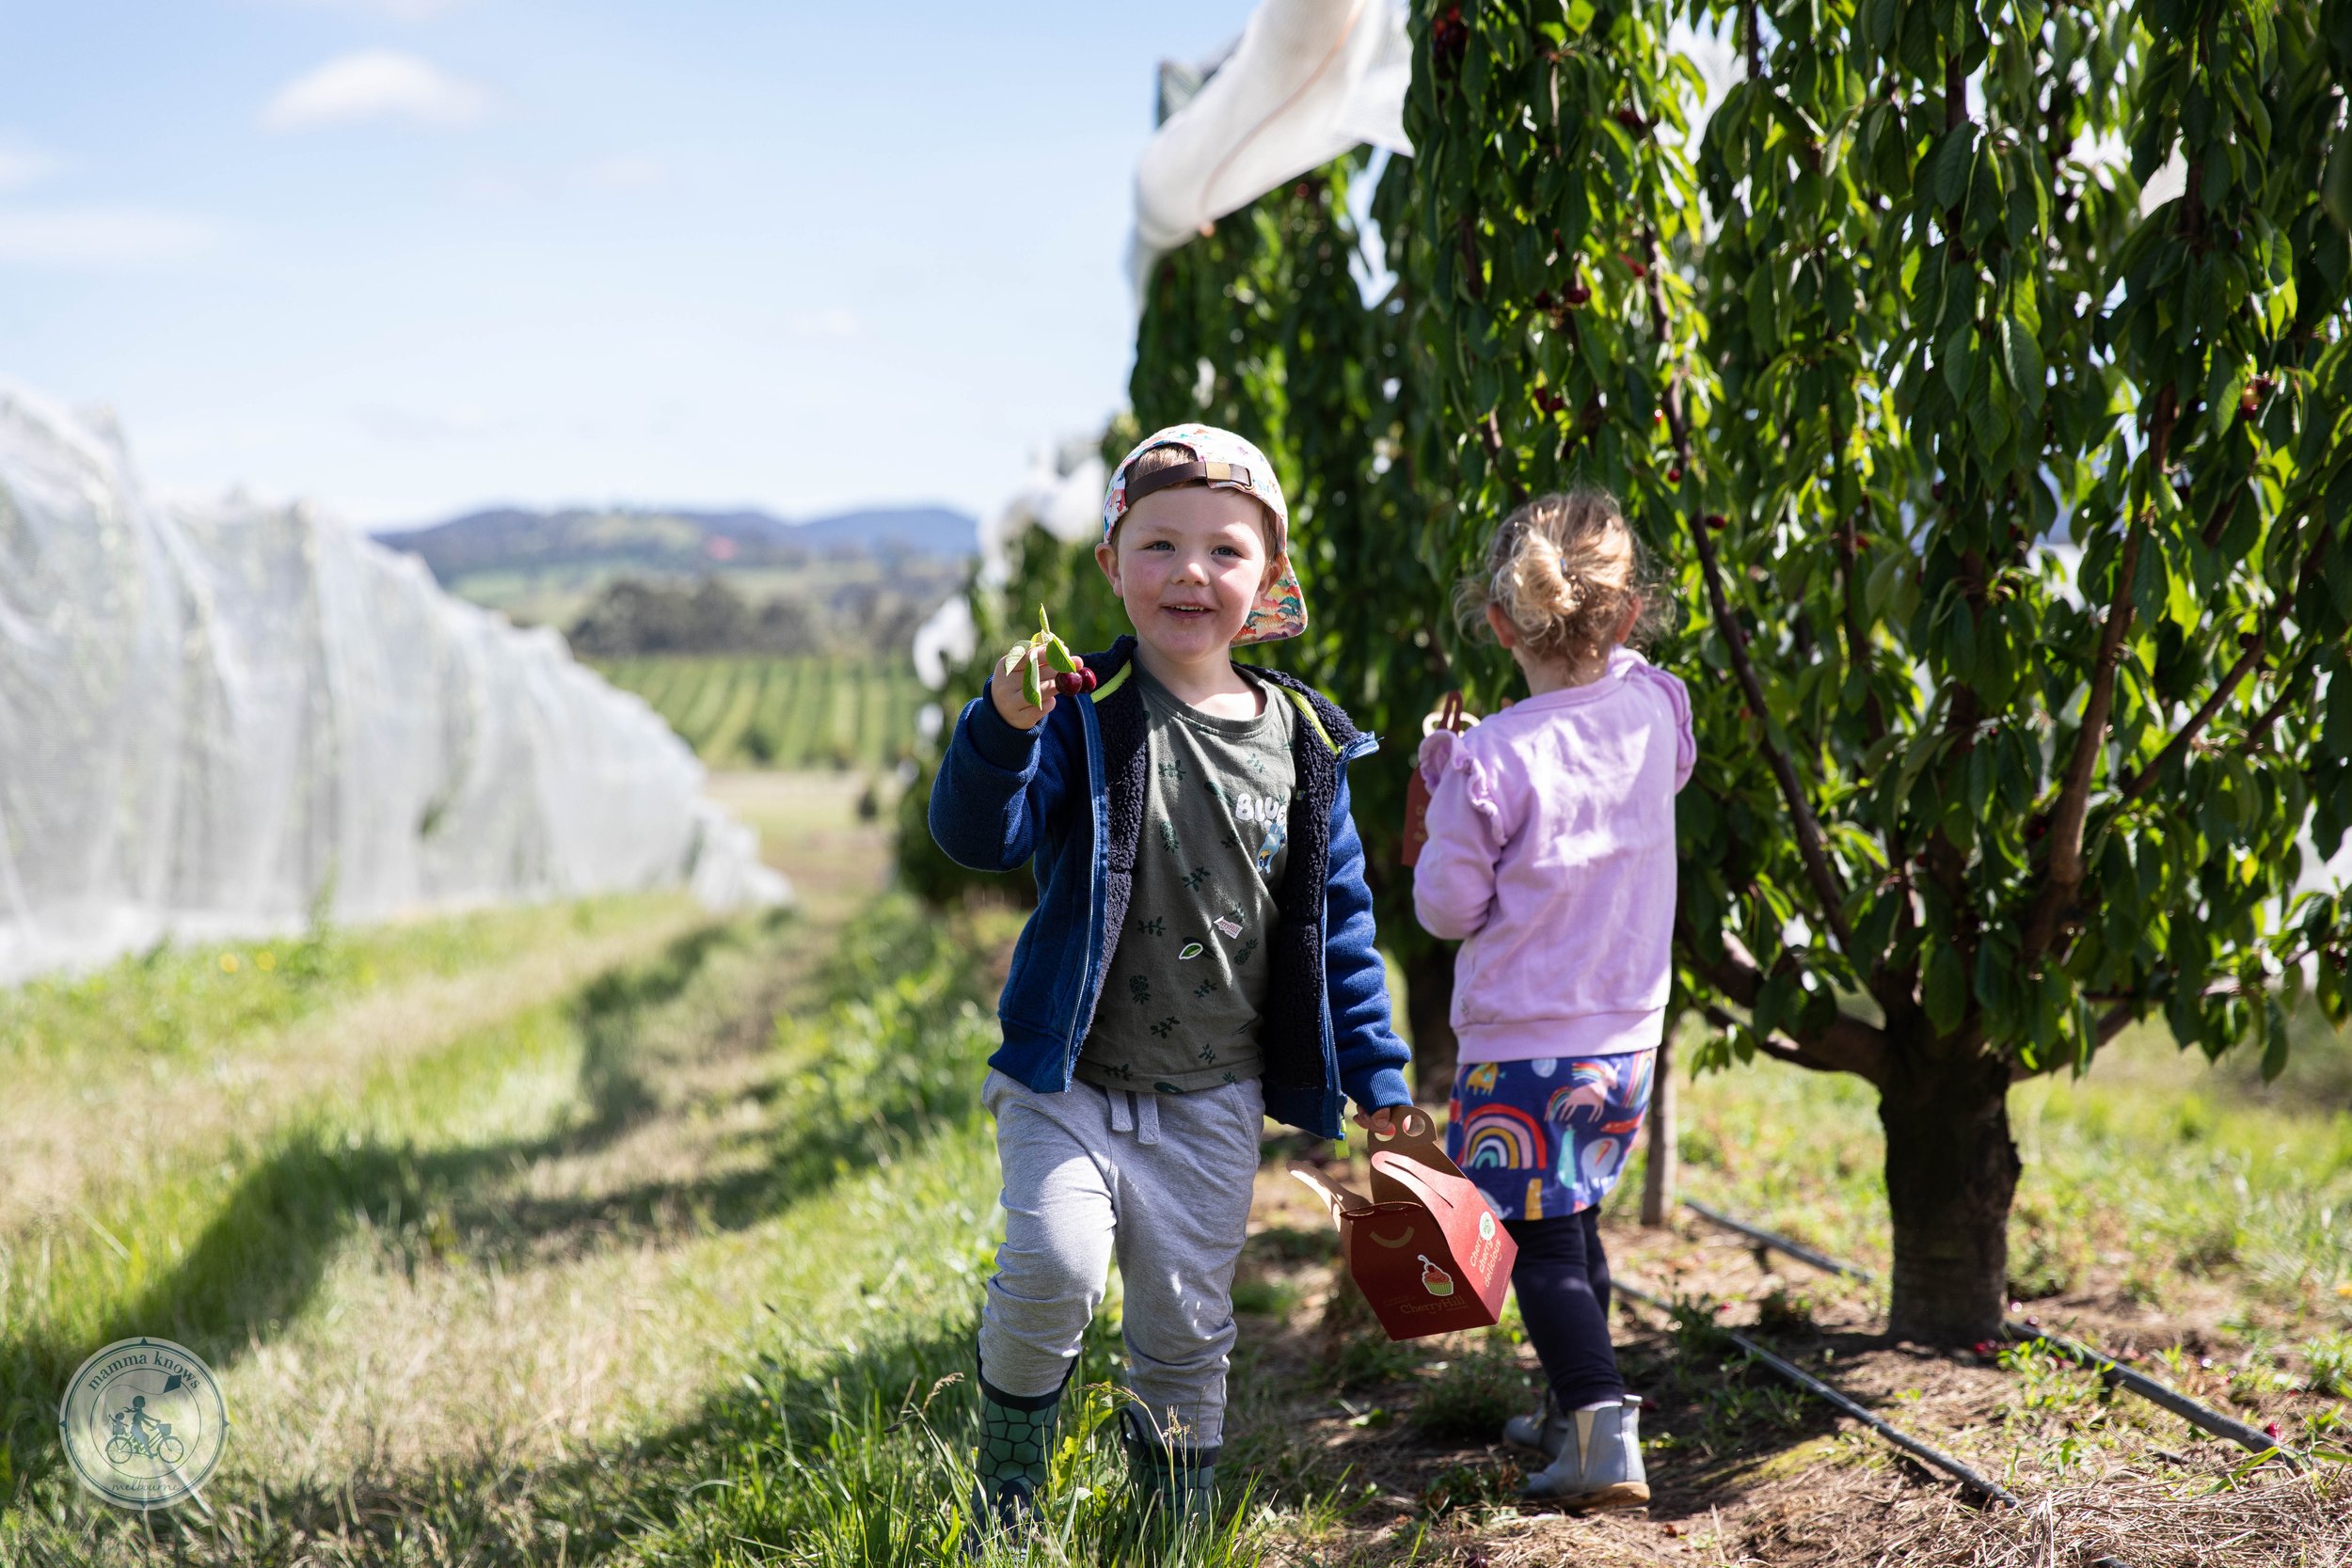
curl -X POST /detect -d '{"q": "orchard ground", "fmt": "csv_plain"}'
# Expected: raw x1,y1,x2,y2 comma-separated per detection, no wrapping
1,774,2346,1566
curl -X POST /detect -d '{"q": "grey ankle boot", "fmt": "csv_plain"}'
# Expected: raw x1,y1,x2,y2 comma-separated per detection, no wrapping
1120,1408,1218,1530
1502,1391,1567,1458
1519,1394,1648,1509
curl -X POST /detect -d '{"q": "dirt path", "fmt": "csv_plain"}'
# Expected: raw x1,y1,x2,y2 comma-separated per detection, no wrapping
1223,1158,2344,1567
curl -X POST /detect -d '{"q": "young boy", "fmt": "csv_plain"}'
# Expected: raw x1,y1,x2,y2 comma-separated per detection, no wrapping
930,422,1413,1533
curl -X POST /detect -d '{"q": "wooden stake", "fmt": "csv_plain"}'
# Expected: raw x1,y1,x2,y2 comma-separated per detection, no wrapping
1640,1019,1678,1227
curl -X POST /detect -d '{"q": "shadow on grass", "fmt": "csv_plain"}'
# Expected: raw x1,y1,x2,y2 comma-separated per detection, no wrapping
9,1307,1203,1567
0,907,991,1499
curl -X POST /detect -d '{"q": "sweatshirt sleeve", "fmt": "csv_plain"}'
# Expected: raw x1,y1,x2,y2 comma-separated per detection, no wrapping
1411,730,1505,941
1627,659,1697,792
1322,765,1415,1113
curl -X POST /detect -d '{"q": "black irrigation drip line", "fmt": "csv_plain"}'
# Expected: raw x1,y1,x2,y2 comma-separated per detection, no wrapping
1675,1198,2309,1472
1681,1197,1875,1281
1612,1276,2025,1508
2000,1324,2308,1474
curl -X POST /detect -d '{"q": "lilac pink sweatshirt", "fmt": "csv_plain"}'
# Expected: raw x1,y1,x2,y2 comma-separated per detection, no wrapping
1413,648,1695,1063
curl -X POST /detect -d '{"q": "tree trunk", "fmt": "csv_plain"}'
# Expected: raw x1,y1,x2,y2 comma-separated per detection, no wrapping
1640,1022,1677,1227
1401,944,1459,1104
1878,1045,2019,1344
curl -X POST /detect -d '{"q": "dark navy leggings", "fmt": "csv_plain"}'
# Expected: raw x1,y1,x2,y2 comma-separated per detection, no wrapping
1504,1208,1623,1410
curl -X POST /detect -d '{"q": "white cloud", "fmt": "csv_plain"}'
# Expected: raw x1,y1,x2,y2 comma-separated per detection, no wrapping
577,154,668,193
276,0,473,17
0,206,217,266
262,50,491,132
0,144,58,193
787,308,861,339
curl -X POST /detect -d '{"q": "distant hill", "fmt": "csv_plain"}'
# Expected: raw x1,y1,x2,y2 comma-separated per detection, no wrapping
373,503,977,585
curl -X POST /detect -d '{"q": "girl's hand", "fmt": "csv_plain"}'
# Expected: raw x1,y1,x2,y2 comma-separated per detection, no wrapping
988,643,1057,731
1352,1105,1403,1137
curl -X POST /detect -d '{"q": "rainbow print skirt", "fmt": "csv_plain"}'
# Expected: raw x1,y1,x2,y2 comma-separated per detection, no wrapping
1443,1051,1657,1222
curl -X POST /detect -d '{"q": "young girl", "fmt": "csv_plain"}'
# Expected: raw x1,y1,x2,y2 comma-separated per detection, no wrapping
1411,488,1692,1507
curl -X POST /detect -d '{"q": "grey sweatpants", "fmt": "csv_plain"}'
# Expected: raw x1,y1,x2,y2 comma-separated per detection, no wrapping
977,1068,1264,1450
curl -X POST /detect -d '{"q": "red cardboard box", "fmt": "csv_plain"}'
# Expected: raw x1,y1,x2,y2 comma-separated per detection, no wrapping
1290,1107,1517,1340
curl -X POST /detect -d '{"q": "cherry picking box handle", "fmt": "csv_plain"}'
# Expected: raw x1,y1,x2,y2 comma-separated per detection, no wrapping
1288,1163,1372,1222
1419,689,1475,738
1364,1104,1442,1160
1367,1149,1455,1213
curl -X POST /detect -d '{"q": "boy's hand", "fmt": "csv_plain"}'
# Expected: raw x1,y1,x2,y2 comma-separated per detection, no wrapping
988,643,1057,732
1351,1105,1404,1137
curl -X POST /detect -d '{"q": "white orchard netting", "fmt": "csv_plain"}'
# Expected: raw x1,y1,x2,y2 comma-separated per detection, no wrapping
1129,0,1412,293
0,381,787,984
910,436,1105,694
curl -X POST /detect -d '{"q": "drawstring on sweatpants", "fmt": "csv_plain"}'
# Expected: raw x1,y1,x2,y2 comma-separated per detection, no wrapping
1107,1088,1162,1146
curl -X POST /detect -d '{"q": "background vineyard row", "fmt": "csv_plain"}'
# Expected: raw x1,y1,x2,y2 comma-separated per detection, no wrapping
595,654,930,770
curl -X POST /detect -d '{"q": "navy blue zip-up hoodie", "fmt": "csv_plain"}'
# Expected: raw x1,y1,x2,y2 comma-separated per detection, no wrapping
928,635,1413,1139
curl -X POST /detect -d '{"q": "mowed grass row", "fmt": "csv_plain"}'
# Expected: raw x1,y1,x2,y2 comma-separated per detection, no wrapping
596,655,932,770
0,895,709,1490
0,891,1321,1567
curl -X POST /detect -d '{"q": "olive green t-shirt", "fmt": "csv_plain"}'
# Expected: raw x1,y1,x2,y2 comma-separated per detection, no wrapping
1075,666,1298,1094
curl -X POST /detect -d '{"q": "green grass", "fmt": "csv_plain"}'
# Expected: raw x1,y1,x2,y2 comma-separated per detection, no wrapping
1,887,1348,1565
596,654,931,770
1600,1005,2352,1482
0,894,671,1079
15,861,2352,1564
0,908,723,1492
1640,1014,2352,1327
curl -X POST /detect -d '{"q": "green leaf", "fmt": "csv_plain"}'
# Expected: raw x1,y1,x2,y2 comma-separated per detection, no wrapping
1932,127,1975,211
1924,943,1969,1034
1941,324,1976,397
2001,317,2044,411
2325,135,2352,232
1865,550,1901,618
2260,1011,2289,1081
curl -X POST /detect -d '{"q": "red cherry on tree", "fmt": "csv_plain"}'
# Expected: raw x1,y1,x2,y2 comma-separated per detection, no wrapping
1665,466,1683,483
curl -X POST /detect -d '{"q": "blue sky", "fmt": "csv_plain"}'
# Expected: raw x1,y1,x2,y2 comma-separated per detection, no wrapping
0,0,1258,528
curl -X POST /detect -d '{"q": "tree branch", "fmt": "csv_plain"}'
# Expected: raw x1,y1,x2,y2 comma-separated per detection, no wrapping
1642,230,1853,953
1681,927,1892,1085
2023,383,2175,960
2006,1003,2143,1083
2118,522,2319,804
2243,652,2316,752
1688,938,1761,1008
1701,1003,1883,1083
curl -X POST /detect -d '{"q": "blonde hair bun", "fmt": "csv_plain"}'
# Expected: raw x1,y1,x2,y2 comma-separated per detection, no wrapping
1462,487,1674,665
